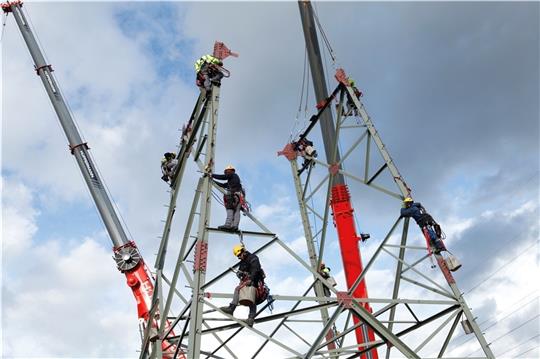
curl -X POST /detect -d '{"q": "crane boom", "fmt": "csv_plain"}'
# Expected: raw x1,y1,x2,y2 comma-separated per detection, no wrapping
298,1,378,358
2,2,179,356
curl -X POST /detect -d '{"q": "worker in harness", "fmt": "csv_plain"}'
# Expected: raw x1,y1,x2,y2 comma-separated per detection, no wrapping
400,198,446,254
194,54,224,91
343,78,362,117
318,262,337,297
161,152,178,184
294,138,317,174
220,244,266,327
211,165,244,232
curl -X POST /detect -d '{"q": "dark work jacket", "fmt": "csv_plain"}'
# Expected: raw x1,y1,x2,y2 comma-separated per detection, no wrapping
400,202,425,225
238,252,264,286
401,202,435,227
212,172,243,193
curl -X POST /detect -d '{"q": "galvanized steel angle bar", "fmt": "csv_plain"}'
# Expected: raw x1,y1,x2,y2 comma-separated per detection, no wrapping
401,254,431,275
336,167,403,199
187,86,221,358
384,244,427,251
381,247,454,297
344,85,409,197
438,310,463,358
400,276,457,299
304,202,325,222
336,129,369,166
161,179,203,329
304,171,330,203
251,282,316,358
303,304,346,358
202,300,304,357
386,217,410,359
347,217,402,295
283,323,313,346
413,308,461,352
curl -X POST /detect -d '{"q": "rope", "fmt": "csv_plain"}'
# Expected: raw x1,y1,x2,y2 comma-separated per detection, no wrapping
290,47,309,142
311,3,336,64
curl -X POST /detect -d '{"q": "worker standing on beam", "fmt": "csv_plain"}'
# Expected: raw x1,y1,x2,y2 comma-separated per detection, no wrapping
211,165,245,232
400,198,446,254
194,54,224,91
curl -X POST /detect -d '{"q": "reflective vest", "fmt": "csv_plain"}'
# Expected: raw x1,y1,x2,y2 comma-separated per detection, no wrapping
194,54,221,73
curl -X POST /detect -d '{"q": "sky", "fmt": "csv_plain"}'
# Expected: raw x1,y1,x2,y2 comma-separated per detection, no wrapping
1,1,539,358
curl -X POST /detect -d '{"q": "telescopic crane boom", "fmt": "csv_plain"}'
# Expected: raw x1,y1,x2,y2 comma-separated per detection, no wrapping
2,2,179,356
298,1,378,358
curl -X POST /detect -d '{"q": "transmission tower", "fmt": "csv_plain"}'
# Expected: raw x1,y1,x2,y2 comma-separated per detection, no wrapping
272,2,496,358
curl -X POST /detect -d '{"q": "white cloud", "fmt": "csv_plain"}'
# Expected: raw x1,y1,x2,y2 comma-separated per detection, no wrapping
1,178,38,258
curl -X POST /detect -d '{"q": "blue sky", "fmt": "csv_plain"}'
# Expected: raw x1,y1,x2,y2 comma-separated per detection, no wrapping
2,1,539,358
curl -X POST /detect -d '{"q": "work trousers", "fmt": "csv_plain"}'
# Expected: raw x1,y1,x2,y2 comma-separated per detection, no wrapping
423,226,446,251
231,284,256,318
200,65,224,90
225,202,241,228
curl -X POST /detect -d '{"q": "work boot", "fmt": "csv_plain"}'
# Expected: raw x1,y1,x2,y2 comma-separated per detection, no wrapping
218,225,231,231
161,175,169,182
243,318,254,327
229,226,238,232
220,305,235,315
434,240,446,254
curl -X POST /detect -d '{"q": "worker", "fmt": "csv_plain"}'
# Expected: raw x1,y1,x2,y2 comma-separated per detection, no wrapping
318,262,337,297
343,78,362,116
194,54,224,91
211,165,244,231
294,138,317,173
161,152,178,184
400,198,446,254
220,244,265,327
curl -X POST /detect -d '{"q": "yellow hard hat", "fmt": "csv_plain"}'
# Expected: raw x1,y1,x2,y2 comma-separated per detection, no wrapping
232,244,245,257
403,197,413,203
225,164,235,171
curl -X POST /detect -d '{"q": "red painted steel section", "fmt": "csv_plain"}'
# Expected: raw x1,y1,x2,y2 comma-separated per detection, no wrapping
331,184,378,359
123,253,185,358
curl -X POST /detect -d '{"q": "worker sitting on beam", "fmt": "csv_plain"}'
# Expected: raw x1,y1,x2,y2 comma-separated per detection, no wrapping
194,54,224,91
220,244,268,327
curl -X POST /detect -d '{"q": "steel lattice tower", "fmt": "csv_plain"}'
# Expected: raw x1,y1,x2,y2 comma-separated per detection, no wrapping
5,0,497,357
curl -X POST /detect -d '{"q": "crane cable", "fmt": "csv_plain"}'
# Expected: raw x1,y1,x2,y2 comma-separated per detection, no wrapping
289,47,309,142
311,2,336,64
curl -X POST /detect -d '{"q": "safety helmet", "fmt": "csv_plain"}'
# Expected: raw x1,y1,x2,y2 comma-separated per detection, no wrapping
232,244,245,257
403,197,413,203
224,164,235,171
